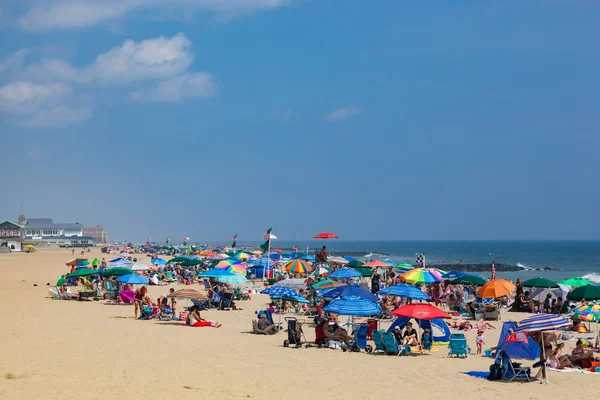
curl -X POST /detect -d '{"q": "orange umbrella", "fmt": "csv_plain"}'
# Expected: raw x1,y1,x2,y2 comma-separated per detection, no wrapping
477,279,516,298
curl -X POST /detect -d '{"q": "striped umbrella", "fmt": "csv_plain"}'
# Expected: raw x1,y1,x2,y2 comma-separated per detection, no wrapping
234,252,251,261
328,267,362,280
311,266,332,276
312,279,345,290
167,289,207,300
400,268,444,284
322,296,381,317
365,260,392,268
282,260,312,274
515,314,571,332
215,260,246,275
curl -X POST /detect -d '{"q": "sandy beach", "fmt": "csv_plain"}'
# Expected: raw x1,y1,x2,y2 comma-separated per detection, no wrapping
1,248,598,400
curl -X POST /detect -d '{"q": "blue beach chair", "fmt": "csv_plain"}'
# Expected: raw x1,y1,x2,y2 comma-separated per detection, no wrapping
382,332,401,355
497,350,531,382
372,330,386,353
448,333,470,358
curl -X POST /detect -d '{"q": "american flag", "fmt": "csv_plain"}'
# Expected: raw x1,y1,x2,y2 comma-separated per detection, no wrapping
232,234,237,242
491,260,496,280
263,228,277,240
416,252,425,268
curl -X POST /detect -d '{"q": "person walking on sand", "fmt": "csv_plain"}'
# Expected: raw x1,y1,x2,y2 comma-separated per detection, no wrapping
476,330,485,355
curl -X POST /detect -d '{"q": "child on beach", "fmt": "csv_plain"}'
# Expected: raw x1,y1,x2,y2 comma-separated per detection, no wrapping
476,330,485,355
421,329,432,351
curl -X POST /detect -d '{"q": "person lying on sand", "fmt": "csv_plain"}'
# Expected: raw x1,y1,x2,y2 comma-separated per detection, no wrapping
449,319,472,330
475,320,496,330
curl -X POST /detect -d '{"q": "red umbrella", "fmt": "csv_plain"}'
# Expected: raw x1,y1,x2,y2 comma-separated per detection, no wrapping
273,248,284,253
392,303,451,320
313,232,339,239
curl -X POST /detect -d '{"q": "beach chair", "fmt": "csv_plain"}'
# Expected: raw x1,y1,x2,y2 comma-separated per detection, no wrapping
372,330,386,353
497,350,531,382
349,324,373,353
104,281,118,301
448,333,469,358
381,332,401,355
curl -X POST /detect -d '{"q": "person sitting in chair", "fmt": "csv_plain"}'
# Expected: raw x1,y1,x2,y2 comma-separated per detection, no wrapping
401,323,419,346
323,320,353,345
253,315,278,334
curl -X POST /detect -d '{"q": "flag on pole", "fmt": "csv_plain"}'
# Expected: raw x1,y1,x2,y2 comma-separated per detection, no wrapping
231,234,237,249
491,260,496,280
416,252,425,268
260,228,275,251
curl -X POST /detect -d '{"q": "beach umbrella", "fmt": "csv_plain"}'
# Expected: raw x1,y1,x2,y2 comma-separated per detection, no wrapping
298,254,315,262
178,259,203,267
452,275,487,286
567,285,600,301
378,284,431,301
573,303,600,322
516,314,571,333
346,260,364,268
328,257,349,265
167,289,207,300
396,263,414,270
321,285,379,302
313,232,339,239
312,279,345,290
67,268,100,278
522,277,559,288
215,262,246,275
273,279,306,289
328,267,361,280
559,277,593,287
442,270,469,280
282,260,312,274
365,260,392,268
261,286,299,297
391,303,451,320
353,267,374,277
151,258,167,265
234,252,251,261
477,279,516,298
56,276,66,286
130,262,150,271
323,296,381,317
530,287,567,301
252,258,275,267
103,267,135,277
198,269,237,279
117,274,149,285
311,266,332,276
271,295,311,304
400,268,444,285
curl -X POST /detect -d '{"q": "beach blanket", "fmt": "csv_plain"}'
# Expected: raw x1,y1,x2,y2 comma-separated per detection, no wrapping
461,371,489,379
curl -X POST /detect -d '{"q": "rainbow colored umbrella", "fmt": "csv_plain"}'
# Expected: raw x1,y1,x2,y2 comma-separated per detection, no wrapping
215,260,246,275
167,289,207,300
400,268,444,284
234,252,251,261
573,302,600,321
365,260,392,268
283,260,312,274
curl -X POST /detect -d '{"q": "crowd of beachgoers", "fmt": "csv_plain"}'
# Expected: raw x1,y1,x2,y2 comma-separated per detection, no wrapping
48,240,600,385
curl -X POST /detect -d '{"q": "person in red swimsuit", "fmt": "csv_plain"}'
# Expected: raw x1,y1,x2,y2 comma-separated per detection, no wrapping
134,286,149,319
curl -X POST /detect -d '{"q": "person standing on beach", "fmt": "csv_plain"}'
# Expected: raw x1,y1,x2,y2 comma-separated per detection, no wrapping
320,246,328,264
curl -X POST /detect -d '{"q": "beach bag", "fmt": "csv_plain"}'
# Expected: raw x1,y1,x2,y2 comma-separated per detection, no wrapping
328,340,343,350
487,363,503,381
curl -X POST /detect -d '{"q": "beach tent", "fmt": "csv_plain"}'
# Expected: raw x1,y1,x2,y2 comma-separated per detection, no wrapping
495,321,540,360
388,317,451,345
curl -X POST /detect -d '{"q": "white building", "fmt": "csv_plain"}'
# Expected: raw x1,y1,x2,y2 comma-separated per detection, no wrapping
22,218,94,246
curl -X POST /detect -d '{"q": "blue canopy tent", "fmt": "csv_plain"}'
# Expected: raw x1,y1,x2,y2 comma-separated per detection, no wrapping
388,317,451,344
496,321,540,360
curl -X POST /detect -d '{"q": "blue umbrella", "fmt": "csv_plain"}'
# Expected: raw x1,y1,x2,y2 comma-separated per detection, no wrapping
343,256,355,262
116,274,148,285
198,269,236,278
263,252,281,260
441,270,468,280
323,296,381,317
261,286,299,297
321,284,379,302
271,295,310,304
251,258,275,267
151,258,167,265
377,284,431,301
329,267,362,280
298,254,315,261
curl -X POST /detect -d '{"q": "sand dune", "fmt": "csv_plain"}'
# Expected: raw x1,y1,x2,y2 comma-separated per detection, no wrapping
0,248,597,400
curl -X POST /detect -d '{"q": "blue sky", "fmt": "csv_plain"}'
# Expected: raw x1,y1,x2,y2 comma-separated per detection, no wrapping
1,0,599,242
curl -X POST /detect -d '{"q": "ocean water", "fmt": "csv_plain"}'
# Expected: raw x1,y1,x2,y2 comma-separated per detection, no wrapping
234,240,600,283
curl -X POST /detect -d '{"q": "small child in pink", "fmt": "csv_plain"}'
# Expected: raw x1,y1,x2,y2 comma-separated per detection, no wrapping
476,330,485,355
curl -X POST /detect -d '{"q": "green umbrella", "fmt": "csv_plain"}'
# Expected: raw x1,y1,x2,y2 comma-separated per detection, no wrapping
452,275,487,286
56,276,66,286
178,259,203,267
103,267,133,276
396,263,414,269
559,277,593,287
67,268,100,278
522,277,559,288
353,267,374,277
567,285,600,301
346,260,364,268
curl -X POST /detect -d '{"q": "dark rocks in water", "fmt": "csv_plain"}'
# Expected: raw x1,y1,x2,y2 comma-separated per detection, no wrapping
429,263,524,272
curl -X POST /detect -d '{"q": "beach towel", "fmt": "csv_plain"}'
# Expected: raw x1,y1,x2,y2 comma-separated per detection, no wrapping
120,289,135,304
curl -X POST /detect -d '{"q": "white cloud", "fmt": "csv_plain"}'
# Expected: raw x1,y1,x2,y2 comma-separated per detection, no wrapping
324,106,363,122
24,33,193,84
129,72,217,102
0,81,71,114
0,49,30,74
18,0,290,31
0,81,90,127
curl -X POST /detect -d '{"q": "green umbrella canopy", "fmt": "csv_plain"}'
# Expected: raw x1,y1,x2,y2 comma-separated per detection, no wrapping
56,276,66,286
178,259,203,267
396,263,414,269
169,256,189,263
103,267,134,276
522,277,559,288
559,277,593,287
567,285,600,301
346,260,364,268
452,275,487,286
67,268,100,278
353,267,374,277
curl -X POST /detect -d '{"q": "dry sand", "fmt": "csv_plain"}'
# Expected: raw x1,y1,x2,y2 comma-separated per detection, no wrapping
1,248,598,400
